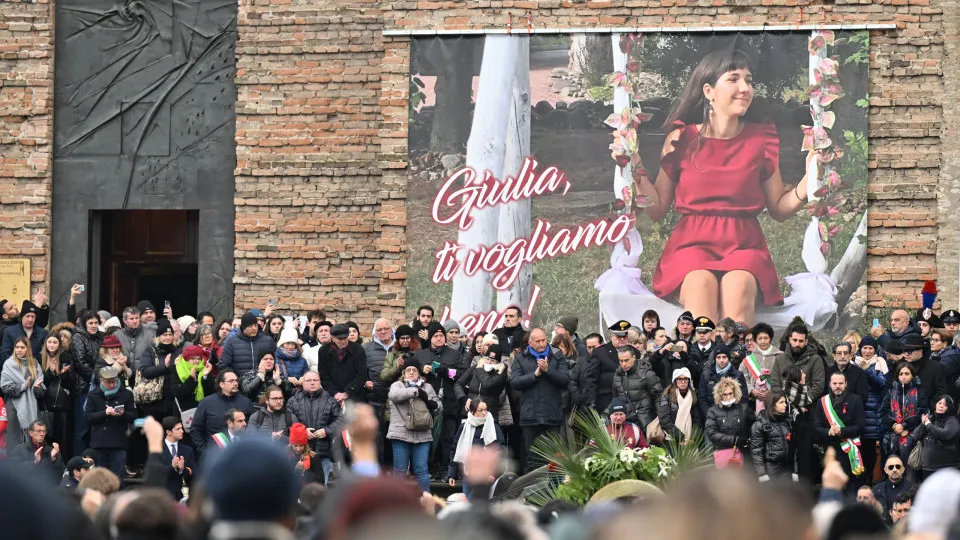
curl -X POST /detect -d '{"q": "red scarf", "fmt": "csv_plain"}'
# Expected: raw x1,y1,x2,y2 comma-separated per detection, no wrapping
891,382,919,445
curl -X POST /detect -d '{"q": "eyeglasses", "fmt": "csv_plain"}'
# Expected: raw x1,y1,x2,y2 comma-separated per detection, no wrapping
886,464,903,471
223,378,238,384
268,397,284,401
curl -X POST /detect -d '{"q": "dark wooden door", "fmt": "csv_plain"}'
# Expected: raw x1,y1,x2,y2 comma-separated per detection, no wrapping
100,210,198,314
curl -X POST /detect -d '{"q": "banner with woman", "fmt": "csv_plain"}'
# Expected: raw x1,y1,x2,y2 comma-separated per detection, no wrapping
405,32,869,338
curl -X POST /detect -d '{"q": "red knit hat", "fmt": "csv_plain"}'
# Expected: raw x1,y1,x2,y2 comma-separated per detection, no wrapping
182,345,205,360
289,423,309,446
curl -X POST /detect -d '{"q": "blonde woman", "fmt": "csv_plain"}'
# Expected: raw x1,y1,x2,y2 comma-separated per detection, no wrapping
705,376,754,463
41,333,73,454
843,331,862,355
1,337,45,446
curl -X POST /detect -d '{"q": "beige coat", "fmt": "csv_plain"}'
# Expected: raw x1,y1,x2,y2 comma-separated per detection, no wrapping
739,347,784,397
387,380,438,444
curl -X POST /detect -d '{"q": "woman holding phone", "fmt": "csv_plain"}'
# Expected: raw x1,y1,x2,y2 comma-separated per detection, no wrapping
632,48,817,325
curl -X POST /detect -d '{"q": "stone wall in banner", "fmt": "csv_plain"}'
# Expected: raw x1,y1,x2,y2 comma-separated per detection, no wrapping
0,0,958,329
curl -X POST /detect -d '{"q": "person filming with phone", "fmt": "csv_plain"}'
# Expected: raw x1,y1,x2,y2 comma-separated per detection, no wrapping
84,365,136,486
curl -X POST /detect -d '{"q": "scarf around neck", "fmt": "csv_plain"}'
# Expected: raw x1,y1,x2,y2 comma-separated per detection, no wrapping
527,345,551,361
175,356,206,402
453,413,498,464
675,388,694,440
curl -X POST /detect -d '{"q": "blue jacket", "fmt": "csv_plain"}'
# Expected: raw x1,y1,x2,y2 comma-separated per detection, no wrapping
189,392,254,455
218,330,276,378
276,348,309,380
0,324,47,368
862,362,888,440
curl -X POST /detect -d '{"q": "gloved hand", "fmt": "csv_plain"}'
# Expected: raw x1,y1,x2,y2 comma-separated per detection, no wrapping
417,388,428,401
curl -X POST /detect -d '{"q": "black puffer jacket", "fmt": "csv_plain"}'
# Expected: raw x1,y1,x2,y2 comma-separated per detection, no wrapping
287,388,342,458
456,363,508,416
362,340,391,405
750,413,792,476
705,402,754,451
612,360,662,427
569,356,599,412
416,346,468,412
69,328,102,395
510,346,570,427
136,344,180,416
592,343,620,412
912,399,960,473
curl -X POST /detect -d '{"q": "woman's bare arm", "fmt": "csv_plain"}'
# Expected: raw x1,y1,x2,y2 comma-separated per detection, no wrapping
633,131,681,222
763,152,815,222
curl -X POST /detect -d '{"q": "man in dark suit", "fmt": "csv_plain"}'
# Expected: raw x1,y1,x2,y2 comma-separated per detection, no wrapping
160,416,196,501
815,372,867,491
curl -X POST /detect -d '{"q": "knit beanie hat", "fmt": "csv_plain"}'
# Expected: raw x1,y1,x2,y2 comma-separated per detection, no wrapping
182,345,205,360
395,324,415,339
97,310,112,322
485,344,503,363
557,316,579,335
258,348,275,362
443,319,461,333
177,315,196,332
427,322,446,340
136,300,156,314
289,423,309,446
156,318,173,336
278,328,299,348
858,336,878,353
240,311,258,330
206,438,300,522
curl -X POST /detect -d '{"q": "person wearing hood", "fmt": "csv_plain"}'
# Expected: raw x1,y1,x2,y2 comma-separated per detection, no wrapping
814,372,866,489
0,300,48,368
456,344,508,419
555,316,588,360
276,328,308,385
84,366,137,485
510,327,570,473
902,333,947,402
611,346,662,429
316,323,367,404
447,398,505,497
750,389,793,480
911,394,960,479
415,321,468,473
698,343,748,419
855,335,888,483
218,311,276,378
769,325,825,484
114,306,156,368
190,368,253,457
287,370,342,484
870,309,921,351
136,318,179,420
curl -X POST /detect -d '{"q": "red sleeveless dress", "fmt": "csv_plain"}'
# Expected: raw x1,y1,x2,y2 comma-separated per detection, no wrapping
651,121,784,306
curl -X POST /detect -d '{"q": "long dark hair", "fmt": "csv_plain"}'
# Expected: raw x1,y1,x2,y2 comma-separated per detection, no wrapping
763,388,787,420
663,48,763,130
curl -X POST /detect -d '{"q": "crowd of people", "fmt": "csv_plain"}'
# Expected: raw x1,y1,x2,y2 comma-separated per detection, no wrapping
3,282,960,539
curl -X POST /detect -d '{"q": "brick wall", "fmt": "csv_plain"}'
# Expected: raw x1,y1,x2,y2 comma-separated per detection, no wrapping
0,0,956,332
0,1,52,293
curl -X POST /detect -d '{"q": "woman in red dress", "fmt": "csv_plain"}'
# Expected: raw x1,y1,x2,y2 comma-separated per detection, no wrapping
632,49,815,326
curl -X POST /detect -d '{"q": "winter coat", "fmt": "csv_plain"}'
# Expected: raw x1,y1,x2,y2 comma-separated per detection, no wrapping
287,388,342,458
387,380,438,444
456,363,508,416
275,348,309,381
510,346,570,427
0,358,44,446
568,355,599,412
657,388,704,441
218,330,276,378
447,420,505,480
492,326,526,352
750,413,792,476
814,393,866,450
170,368,217,413
873,478,915,517
826,363,869,406
69,328,102,396
10,441,64,483
612,360,662,428
591,343,621,410
706,402,754,451
877,320,921,351
136,344,180,416
770,345,827,401
572,334,589,362
248,406,295,438
862,362,889,440
881,379,928,453
739,347,783,399
934,347,960,403
908,356,947,407
654,349,699,390
0,324,47,368
240,369,291,403
84,386,137,449
362,339,392,404
415,346,468,413
41,365,72,413
316,341,367,399
912,409,960,472
115,325,156,365
190,392,254,454
698,365,748,419
687,341,716,386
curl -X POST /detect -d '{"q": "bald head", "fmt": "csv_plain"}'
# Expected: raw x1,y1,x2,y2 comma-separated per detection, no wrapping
529,328,547,353
373,318,393,344
891,310,910,334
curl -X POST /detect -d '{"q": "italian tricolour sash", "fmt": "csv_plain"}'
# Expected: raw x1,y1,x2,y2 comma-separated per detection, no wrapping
743,353,767,383
820,395,865,475
212,432,232,449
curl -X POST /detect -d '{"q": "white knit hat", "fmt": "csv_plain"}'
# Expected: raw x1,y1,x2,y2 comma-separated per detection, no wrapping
278,328,299,348
177,315,197,332
672,367,692,383
104,317,121,330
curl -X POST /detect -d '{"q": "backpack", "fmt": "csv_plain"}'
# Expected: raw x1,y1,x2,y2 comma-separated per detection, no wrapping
253,408,294,430
405,396,434,431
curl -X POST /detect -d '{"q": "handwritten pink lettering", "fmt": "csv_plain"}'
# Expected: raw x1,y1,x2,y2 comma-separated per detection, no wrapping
431,157,572,230
439,285,542,337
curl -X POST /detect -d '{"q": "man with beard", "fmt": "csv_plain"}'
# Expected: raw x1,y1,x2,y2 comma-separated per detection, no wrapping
411,305,435,350
814,372,866,489
0,300,48,365
687,317,717,386
826,342,869,404
414,322,466,475
873,455,914,520
136,300,158,329
0,289,48,335
770,325,826,484
493,306,527,353
901,333,946,401
591,320,632,414
871,309,920,350
316,324,367,405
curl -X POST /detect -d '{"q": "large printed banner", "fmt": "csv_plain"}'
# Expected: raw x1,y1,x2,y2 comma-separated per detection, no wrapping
406,32,869,337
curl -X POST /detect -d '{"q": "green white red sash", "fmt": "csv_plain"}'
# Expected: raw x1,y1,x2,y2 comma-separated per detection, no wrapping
743,353,767,383
212,432,232,449
820,395,864,475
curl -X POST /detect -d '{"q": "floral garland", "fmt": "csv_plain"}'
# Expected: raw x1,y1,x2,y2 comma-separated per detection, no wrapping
803,31,848,256
605,33,653,215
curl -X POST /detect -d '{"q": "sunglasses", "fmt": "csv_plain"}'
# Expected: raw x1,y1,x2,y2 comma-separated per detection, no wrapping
886,464,903,471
